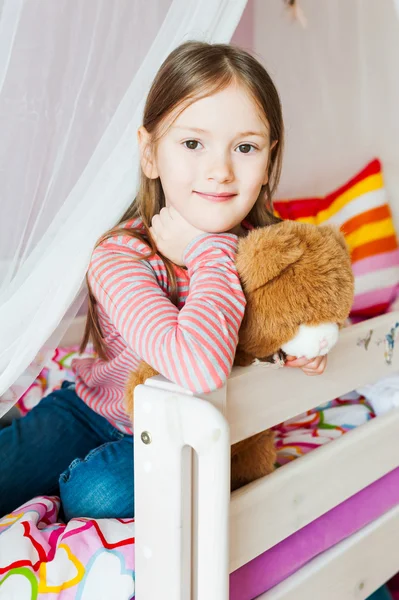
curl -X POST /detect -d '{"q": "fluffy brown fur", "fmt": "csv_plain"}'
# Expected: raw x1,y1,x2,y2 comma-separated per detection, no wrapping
235,222,354,363
125,221,354,491
125,362,159,423
230,430,276,491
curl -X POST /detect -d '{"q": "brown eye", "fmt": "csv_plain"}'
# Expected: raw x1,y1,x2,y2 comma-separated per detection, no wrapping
184,140,201,150
237,144,254,154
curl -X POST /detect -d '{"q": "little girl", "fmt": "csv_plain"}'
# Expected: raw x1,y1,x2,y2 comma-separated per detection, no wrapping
0,41,326,521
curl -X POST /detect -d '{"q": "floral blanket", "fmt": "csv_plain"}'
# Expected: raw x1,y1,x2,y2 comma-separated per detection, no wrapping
0,497,134,599
0,346,375,598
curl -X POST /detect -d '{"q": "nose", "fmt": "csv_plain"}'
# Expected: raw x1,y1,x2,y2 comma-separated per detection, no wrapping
206,151,234,184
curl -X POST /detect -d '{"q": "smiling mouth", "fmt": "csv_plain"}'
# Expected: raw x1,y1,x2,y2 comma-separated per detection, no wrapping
194,191,237,202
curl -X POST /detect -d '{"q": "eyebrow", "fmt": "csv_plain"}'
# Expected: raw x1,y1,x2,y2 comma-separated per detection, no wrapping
172,126,268,138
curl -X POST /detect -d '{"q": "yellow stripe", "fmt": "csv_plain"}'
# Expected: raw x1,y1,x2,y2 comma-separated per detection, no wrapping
294,215,318,224
291,173,384,225
317,173,383,223
0,513,23,527
345,218,395,249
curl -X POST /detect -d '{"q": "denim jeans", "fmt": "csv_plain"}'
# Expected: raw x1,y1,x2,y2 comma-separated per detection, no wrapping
0,381,134,521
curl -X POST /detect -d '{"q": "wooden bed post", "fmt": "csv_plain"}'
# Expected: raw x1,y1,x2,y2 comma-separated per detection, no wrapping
134,382,230,600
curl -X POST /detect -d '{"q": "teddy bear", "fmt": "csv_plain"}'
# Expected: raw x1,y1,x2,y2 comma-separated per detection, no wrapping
125,220,354,491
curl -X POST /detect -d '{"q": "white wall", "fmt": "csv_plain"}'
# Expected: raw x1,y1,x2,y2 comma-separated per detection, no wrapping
253,0,399,230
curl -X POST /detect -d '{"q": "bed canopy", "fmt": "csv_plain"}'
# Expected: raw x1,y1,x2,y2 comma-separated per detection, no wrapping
0,0,399,413
0,0,248,412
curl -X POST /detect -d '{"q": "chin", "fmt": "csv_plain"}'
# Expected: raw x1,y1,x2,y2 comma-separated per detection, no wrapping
195,218,238,234
204,225,235,234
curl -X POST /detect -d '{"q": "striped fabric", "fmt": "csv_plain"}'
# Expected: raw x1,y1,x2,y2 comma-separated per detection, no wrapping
274,159,399,319
71,219,246,434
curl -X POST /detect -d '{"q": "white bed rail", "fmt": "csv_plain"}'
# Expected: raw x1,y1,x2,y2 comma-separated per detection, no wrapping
230,404,399,571
133,311,399,445
134,383,230,600
226,311,399,444
227,311,399,570
133,312,399,597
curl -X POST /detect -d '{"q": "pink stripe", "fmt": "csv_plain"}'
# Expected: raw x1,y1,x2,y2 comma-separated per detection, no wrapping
175,336,198,389
352,284,399,311
184,323,227,374
351,248,399,277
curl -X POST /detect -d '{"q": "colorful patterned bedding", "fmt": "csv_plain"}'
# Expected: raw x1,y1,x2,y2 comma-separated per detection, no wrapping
274,391,375,467
0,346,377,599
0,498,135,599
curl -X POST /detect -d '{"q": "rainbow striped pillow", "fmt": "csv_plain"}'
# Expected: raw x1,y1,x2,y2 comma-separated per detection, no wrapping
274,159,399,319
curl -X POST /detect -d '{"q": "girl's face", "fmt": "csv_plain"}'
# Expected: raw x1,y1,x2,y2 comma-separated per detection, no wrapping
138,83,273,233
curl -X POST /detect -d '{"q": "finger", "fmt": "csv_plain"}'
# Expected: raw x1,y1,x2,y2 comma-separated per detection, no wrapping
167,205,177,219
304,356,322,370
316,356,328,374
303,366,323,375
149,226,158,243
310,356,327,371
159,207,170,226
150,225,163,246
284,356,311,368
303,358,327,376
151,214,160,228
151,214,163,237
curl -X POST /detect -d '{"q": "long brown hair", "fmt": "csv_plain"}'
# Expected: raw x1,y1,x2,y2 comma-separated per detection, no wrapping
80,41,284,359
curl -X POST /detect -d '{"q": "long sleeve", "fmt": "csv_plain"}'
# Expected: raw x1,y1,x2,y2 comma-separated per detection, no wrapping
88,232,246,394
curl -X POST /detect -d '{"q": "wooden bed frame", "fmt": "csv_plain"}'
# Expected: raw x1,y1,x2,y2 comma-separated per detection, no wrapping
63,311,399,599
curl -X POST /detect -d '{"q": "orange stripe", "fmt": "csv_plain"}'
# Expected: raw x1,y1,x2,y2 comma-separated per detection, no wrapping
351,235,398,263
341,205,392,237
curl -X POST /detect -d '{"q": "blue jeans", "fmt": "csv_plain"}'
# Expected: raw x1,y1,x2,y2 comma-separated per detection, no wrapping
0,381,134,521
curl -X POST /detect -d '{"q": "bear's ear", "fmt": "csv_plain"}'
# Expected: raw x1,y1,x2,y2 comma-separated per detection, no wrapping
320,224,350,253
236,223,304,293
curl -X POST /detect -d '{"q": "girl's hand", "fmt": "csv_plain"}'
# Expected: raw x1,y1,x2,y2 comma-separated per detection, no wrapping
150,206,206,265
284,354,327,376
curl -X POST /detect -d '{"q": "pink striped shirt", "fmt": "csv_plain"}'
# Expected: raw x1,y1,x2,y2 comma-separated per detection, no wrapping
71,218,246,434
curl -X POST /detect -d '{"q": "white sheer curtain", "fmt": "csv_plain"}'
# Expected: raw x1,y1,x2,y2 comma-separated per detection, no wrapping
0,0,247,412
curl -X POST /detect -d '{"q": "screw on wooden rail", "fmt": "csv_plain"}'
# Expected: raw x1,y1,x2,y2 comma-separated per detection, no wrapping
141,431,152,445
